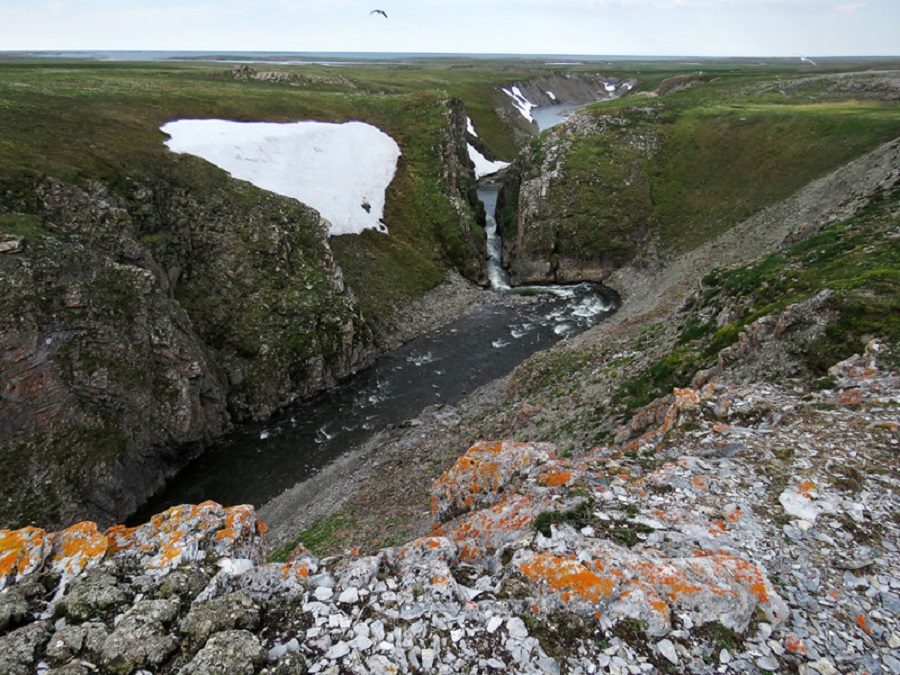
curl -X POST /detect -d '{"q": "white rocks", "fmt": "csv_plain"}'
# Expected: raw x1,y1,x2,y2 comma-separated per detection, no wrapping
487,616,504,634
507,617,529,640
656,639,678,665
325,641,350,660
338,587,359,604
314,586,334,602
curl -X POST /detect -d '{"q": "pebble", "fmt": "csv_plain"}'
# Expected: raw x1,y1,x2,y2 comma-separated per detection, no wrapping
656,639,678,665
314,586,334,602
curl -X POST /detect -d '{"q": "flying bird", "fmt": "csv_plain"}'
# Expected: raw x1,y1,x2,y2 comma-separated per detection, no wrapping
370,9,387,18
800,55,818,67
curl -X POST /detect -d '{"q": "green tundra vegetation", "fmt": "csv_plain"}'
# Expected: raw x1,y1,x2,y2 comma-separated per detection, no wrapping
518,67,900,264
0,59,517,317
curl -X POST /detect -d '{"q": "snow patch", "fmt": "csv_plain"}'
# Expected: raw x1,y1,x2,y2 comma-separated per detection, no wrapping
502,86,537,123
467,143,510,178
466,116,478,138
161,119,401,236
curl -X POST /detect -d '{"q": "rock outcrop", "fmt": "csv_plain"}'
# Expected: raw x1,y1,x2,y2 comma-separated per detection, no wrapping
1,343,896,674
0,171,371,530
497,108,657,286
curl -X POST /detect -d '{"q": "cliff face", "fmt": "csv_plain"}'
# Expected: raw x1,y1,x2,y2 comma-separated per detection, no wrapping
0,169,371,530
0,85,488,532
440,98,488,285
497,109,656,286
497,70,900,288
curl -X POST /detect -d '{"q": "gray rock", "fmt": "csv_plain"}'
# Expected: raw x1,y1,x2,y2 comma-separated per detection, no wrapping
180,590,260,650
59,569,131,622
46,622,108,665
507,617,529,640
0,621,52,675
0,578,43,632
178,629,267,675
656,639,678,665
99,598,180,674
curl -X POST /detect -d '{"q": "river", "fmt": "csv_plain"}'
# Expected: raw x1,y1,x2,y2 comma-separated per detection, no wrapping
132,103,611,521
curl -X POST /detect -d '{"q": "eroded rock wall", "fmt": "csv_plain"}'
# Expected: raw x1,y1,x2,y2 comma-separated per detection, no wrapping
0,170,372,530
497,108,657,286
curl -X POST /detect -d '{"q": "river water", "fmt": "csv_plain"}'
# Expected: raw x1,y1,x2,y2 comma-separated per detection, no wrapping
132,103,612,521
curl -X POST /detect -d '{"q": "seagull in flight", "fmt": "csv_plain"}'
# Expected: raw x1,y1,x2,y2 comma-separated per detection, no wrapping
800,55,818,67
370,9,388,18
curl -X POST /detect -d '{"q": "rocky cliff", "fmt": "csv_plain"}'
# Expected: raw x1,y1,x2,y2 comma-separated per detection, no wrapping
0,170,371,531
497,108,656,285
497,70,900,288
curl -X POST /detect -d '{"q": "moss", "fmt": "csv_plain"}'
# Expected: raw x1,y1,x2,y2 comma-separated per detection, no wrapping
524,611,598,663
268,514,357,561
0,212,49,239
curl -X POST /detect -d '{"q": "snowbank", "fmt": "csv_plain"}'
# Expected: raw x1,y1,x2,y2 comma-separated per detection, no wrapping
161,119,401,236
468,144,510,179
502,86,537,124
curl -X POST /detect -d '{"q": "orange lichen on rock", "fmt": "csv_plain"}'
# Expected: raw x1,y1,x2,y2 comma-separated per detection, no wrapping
0,526,49,587
105,524,139,555
692,551,779,611
785,634,807,654
49,521,109,579
797,480,817,496
856,614,873,635
442,494,554,561
537,468,574,488
519,552,618,604
432,440,557,521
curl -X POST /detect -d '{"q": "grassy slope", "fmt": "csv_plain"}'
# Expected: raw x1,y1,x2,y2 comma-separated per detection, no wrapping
538,67,900,263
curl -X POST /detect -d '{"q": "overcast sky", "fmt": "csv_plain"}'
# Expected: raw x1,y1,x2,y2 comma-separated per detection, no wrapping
1,0,897,58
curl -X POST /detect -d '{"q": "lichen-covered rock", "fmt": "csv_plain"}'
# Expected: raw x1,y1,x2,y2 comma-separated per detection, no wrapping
178,629,267,675
431,440,558,521
107,502,268,576
0,577,44,632
0,526,50,590
180,590,260,650
0,344,896,673
45,621,108,665
0,620,52,675
98,597,180,674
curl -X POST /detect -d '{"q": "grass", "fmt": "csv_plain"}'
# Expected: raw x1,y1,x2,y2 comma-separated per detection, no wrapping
519,68,900,270
610,185,900,412
0,61,504,322
268,514,358,562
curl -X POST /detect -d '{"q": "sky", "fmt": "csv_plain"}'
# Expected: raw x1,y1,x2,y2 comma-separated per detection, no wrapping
1,0,898,58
